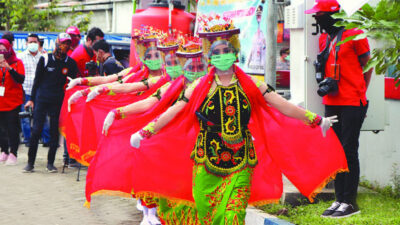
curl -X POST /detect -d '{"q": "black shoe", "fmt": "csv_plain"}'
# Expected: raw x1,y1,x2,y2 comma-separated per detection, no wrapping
42,143,50,147
23,163,34,173
46,164,58,173
331,203,360,218
321,201,341,217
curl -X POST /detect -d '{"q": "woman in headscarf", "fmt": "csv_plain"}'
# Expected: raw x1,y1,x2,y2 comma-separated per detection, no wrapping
0,39,25,165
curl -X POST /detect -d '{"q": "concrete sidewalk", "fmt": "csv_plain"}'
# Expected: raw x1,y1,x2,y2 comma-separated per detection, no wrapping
0,145,142,225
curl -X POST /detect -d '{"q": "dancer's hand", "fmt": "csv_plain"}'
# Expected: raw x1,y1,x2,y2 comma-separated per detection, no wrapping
66,77,82,90
102,111,116,136
86,87,101,102
130,132,144,148
320,115,338,137
68,90,84,112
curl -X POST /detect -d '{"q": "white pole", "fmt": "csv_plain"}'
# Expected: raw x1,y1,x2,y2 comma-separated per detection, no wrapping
265,0,277,88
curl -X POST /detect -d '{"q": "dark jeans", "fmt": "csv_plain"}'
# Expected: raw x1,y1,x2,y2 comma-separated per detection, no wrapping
28,101,62,166
21,94,50,143
325,102,368,205
0,106,21,156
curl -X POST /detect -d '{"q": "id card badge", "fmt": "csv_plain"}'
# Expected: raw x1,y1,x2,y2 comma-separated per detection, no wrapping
0,86,5,97
329,64,340,80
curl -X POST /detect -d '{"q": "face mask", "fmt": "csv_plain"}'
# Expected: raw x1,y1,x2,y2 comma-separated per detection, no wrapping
210,53,236,71
0,50,11,59
184,70,206,82
71,38,79,48
315,14,337,33
27,43,39,53
166,65,183,78
285,55,290,61
144,59,162,71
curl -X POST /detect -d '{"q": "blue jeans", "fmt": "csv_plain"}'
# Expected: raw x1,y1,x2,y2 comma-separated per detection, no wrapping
21,94,50,144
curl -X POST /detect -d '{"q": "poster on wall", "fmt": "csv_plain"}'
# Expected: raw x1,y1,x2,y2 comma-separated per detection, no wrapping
196,0,268,75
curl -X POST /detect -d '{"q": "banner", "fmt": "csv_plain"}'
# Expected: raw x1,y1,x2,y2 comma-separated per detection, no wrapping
0,31,131,53
196,0,269,74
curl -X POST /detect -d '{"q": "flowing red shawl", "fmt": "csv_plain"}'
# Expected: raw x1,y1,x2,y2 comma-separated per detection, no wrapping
75,68,171,166
129,66,348,206
85,76,186,206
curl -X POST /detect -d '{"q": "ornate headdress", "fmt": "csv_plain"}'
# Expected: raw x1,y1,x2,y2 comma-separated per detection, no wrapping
176,35,203,66
157,30,181,60
136,26,162,60
197,13,240,57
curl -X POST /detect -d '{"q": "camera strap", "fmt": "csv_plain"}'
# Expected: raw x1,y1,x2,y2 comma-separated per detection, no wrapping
333,28,345,64
1,68,6,85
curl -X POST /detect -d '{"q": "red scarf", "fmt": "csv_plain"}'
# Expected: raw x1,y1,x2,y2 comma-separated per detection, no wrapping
0,39,18,64
130,65,348,205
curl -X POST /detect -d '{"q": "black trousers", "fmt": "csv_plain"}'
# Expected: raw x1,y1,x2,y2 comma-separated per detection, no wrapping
325,102,368,205
0,106,21,156
28,101,62,166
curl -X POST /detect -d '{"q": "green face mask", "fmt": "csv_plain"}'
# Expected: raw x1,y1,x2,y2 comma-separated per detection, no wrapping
144,59,162,71
285,55,290,61
184,70,206,82
165,65,183,79
210,53,236,71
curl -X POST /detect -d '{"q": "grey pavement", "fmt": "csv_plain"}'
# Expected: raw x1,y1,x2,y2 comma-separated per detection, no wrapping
0,144,142,225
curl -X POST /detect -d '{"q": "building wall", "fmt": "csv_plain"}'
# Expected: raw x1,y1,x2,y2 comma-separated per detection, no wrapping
359,100,400,187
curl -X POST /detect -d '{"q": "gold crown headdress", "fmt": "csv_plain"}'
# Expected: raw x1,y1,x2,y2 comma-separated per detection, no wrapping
137,26,162,60
197,13,240,57
176,35,203,66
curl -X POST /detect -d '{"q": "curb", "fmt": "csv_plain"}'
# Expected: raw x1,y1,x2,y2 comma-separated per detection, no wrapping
245,207,294,225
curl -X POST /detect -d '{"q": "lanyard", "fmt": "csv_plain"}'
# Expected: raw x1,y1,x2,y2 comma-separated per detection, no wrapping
1,68,6,85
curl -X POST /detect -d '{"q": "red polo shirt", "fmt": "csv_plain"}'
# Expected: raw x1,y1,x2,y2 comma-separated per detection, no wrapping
319,28,370,106
70,44,96,77
0,59,25,111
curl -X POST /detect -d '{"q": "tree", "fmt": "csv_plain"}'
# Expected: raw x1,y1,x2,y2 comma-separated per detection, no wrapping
0,0,61,31
334,0,400,85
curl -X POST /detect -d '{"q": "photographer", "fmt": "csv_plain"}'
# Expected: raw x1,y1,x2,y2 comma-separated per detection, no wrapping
70,27,104,77
23,33,78,173
0,39,25,165
306,0,373,218
92,39,124,76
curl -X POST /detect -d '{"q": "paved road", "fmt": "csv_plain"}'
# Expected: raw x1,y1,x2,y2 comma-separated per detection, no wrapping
0,144,142,225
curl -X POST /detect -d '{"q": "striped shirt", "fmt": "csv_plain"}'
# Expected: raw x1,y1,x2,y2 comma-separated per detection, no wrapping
17,50,42,95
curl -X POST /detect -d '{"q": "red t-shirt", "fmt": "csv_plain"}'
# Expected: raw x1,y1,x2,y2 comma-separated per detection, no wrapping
0,59,25,111
319,28,370,106
70,44,96,77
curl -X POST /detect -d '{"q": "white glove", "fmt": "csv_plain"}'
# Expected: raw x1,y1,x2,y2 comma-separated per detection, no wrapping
86,87,101,102
102,111,116,136
130,132,144,148
66,78,82,90
68,91,84,112
320,115,338,137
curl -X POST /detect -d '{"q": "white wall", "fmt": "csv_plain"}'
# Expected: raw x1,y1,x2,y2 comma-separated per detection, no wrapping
359,100,400,187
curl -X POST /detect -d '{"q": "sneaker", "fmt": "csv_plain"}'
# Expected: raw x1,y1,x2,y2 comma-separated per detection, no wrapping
23,163,35,173
5,153,17,165
321,201,341,217
46,164,58,173
0,152,8,163
331,203,360,218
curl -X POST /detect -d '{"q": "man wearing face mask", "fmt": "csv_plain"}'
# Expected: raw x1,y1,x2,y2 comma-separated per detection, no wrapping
92,39,124,76
70,27,104,77
18,33,50,147
277,47,290,70
305,0,373,218
66,26,82,56
23,33,78,173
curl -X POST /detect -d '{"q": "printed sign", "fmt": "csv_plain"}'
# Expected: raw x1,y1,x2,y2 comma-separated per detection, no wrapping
196,0,269,74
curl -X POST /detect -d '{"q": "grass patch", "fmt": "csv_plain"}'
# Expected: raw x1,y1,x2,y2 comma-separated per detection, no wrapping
260,193,400,224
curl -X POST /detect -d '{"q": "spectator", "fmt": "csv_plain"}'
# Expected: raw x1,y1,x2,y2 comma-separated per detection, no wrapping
276,47,290,70
66,26,81,56
0,39,25,165
70,27,104,77
23,33,78,173
17,33,50,147
306,0,372,218
1,32,15,47
92,39,124,76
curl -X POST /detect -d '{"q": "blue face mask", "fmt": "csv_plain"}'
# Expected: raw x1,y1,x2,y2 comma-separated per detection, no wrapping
27,43,39,53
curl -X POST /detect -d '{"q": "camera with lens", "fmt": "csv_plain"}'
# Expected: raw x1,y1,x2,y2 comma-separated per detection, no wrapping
314,42,340,97
85,60,98,76
19,107,33,118
317,77,338,97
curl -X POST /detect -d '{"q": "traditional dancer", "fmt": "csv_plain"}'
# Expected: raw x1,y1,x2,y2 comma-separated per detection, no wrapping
128,16,347,225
